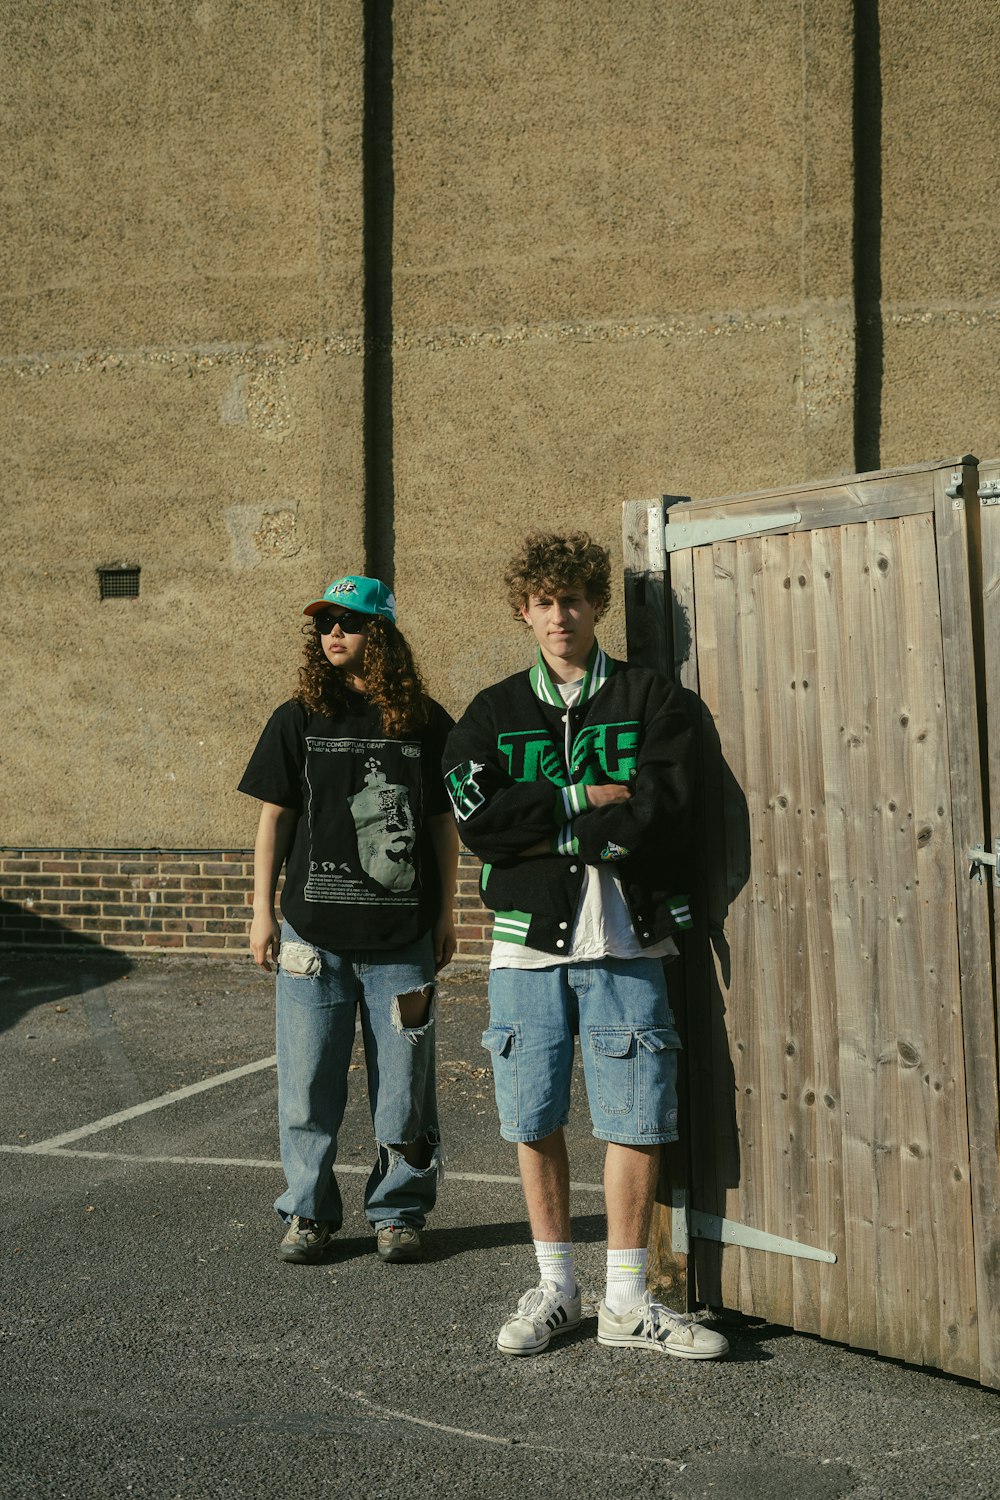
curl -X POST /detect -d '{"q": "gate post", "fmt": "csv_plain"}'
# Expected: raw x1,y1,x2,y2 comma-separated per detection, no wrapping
623,496,693,1308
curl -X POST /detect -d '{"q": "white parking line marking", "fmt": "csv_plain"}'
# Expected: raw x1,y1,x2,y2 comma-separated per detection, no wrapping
18,1054,278,1153
0,1142,604,1192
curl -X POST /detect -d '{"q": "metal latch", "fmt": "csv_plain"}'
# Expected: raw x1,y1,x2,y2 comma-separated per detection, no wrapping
671,1189,837,1264
968,841,1000,884
979,479,1000,506
662,510,802,553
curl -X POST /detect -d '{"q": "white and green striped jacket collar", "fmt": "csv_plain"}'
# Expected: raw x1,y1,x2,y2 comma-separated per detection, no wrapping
529,641,612,708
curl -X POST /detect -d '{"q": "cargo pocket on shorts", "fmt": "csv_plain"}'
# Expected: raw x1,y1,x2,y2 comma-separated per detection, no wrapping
636,1026,682,1137
588,1028,635,1117
481,1024,519,1131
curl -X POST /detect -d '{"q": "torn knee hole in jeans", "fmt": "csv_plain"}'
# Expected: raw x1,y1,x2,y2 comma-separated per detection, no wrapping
278,940,322,977
380,1134,443,1179
391,983,435,1040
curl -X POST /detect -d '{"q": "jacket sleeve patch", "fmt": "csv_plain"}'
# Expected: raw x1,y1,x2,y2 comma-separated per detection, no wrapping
600,840,630,861
445,761,486,821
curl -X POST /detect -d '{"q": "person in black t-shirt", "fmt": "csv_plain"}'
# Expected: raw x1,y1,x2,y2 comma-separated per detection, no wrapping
239,575,458,1265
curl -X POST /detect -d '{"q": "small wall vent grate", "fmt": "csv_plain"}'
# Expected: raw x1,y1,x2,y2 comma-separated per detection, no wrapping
98,565,141,600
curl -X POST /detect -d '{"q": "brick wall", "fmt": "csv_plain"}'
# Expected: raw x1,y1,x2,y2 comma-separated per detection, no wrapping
453,856,490,960
0,847,490,961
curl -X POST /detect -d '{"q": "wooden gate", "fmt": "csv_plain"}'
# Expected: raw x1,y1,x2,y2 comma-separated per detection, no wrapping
623,457,1000,1387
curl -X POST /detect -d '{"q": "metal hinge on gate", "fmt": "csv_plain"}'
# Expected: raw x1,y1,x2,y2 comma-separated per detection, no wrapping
979,479,1000,506
968,841,1000,885
671,1188,837,1264
662,510,802,552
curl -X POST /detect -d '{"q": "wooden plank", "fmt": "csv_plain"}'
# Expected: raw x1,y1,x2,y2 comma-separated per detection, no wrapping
897,513,977,1378
972,458,1000,1390
816,521,879,1353
981,459,1000,851
736,533,797,1329
723,538,771,1318
867,515,927,1367
704,541,756,1316
666,487,932,538
685,541,752,1311
685,542,724,1307
788,527,848,1342
664,536,702,1293
807,527,856,1346
668,540,700,692
664,536,704,1311
668,456,968,517
780,528,823,1337
933,462,1000,1388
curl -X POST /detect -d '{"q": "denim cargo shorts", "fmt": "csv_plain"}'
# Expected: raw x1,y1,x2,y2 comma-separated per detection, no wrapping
483,956,681,1145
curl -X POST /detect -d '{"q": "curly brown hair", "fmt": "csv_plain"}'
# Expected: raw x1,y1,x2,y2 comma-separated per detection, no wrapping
294,617,431,737
503,530,612,623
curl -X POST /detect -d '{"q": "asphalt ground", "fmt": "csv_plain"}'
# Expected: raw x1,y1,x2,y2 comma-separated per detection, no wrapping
2,950,1000,1500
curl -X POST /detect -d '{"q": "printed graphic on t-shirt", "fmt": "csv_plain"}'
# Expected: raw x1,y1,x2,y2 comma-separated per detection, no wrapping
349,759,416,891
302,736,421,906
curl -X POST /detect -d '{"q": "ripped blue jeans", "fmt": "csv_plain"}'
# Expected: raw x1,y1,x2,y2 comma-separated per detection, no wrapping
274,921,440,1232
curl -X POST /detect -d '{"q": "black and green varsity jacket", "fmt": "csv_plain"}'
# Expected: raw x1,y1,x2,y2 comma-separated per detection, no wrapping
443,643,696,955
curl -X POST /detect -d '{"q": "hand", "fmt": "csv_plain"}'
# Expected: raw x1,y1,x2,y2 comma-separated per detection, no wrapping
433,912,457,972
250,911,281,970
586,783,632,808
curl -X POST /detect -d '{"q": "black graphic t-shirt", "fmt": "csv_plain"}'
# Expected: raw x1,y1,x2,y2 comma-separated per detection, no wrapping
238,694,454,952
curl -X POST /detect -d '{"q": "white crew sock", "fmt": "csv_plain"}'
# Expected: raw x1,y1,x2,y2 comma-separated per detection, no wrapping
604,1247,648,1313
534,1239,576,1295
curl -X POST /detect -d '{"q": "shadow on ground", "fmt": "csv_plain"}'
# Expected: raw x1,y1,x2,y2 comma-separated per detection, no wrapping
0,932,133,1034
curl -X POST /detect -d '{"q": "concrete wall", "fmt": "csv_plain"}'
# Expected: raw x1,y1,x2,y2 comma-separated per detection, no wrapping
878,0,1000,463
2,1,365,845
2,0,998,850
391,0,856,701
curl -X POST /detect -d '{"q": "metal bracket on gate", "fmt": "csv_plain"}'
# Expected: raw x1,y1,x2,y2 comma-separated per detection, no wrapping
662,510,802,553
671,1188,837,1264
979,479,1000,506
968,841,1000,885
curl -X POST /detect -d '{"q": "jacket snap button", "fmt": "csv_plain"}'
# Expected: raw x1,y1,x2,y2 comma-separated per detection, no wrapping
642,931,650,938
559,921,568,930
561,714,568,723
569,864,578,873
556,939,565,948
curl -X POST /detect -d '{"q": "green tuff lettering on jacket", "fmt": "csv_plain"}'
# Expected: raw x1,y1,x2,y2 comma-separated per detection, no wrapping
496,720,641,785
570,722,640,782
496,733,567,785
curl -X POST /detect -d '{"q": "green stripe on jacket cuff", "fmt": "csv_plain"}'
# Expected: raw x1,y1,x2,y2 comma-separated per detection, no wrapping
550,825,580,857
560,783,589,819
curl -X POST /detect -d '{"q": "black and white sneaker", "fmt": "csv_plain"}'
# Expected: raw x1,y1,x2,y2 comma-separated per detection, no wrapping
496,1280,582,1356
597,1292,729,1360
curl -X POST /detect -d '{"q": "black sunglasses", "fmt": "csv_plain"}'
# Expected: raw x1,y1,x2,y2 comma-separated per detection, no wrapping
314,608,370,636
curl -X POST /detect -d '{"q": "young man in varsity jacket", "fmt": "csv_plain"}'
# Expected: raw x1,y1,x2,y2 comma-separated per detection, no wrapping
445,531,727,1361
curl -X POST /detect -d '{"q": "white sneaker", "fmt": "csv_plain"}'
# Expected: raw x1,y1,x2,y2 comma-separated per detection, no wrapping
497,1280,582,1356
597,1292,729,1360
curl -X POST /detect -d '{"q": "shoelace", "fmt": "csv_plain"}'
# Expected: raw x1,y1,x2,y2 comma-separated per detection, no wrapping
516,1285,562,1324
641,1297,698,1344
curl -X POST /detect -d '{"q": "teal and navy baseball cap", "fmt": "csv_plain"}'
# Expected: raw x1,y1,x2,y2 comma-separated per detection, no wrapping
302,575,397,624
